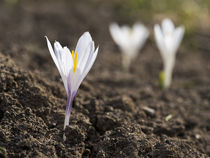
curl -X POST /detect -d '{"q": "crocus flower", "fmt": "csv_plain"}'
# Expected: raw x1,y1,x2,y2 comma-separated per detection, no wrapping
154,18,184,89
46,32,99,130
109,22,149,70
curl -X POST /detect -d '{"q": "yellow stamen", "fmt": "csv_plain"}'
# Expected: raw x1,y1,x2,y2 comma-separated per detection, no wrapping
71,50,77,73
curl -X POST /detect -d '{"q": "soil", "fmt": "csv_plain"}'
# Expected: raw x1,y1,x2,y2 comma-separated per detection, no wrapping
0,0,210,157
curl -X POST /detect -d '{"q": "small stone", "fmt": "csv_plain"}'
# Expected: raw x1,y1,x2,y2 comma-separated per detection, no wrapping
165,114,173,122
195,134,201,139
142,106,155,117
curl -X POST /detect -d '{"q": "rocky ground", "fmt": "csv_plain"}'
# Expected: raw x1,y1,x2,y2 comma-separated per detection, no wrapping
0,0,210,157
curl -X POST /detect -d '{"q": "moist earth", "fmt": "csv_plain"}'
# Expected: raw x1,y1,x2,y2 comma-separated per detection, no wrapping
0,0,210,158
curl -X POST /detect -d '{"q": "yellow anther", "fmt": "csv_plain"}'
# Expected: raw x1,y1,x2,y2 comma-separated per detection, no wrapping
71,50,77,73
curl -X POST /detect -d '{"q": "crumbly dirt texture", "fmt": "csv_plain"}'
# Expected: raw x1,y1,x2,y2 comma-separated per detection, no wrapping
0,0,210,158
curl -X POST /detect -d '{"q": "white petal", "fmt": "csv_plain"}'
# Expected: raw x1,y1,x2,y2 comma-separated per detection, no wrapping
46,37,69,93
154,24,165,55
132,23,149,51
79,41,94,73
54,41,63,58
121,25,131,38
63,46,73,73
109,23,121,45
54,41,63,67
55,50,69,93
60,47,74,94
76,46,98,91
53,42,66,74
68,69,74,91
162,18,175,36
69,68,81,93
172,26,184,54
75,32,93,65
83,46,98,79
62,75,68,94
109,23,126,48
77,40,93,70
80,42,95,75
45,36,60,71
121,25,132,45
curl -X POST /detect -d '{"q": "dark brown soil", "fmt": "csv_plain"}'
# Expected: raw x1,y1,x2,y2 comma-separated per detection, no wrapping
0,0,210,157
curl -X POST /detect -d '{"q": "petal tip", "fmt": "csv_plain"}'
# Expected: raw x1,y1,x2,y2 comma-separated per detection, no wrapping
83,31,91,38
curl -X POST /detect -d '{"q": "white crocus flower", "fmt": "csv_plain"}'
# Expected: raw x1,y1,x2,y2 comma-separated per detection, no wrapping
109,22,149,70
46,32,99,130
154,18,184,89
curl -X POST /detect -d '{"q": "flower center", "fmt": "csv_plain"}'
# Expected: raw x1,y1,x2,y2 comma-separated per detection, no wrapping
129,29,134,36
166,31,172,37
71,50,77,73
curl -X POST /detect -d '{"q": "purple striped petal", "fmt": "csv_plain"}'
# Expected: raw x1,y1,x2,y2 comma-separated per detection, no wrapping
64,91,77,130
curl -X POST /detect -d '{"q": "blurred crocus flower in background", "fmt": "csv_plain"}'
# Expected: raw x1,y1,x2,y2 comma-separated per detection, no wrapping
109,22,149,70
4,0,19,6
46,32,99,132
154,18,184,89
